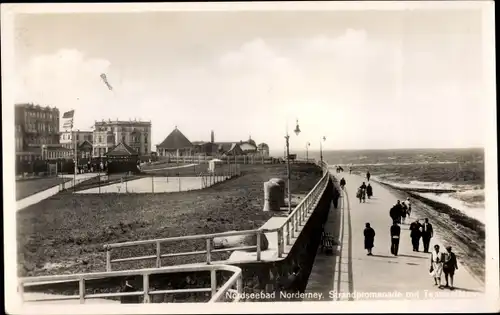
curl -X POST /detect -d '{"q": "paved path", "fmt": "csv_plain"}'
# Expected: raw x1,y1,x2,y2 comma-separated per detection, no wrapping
305,172,484,302
16,173,99,211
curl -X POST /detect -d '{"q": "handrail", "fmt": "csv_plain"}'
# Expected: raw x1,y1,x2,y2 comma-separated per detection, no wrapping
102,160,330,270
20,264,242,304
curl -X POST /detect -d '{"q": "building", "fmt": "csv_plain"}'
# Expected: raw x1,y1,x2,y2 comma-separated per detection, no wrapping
257,143,270,157
105,142,140,174
156,128,270,158
15,103,72,162
156,127,193,157
60,130,93,150
92,119,152,157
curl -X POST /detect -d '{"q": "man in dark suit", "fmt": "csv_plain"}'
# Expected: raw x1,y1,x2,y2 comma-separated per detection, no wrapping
409,220,422,251
390,221,401,256
421,218,434,253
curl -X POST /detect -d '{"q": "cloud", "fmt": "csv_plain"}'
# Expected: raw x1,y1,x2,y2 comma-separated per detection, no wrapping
16,49,111,104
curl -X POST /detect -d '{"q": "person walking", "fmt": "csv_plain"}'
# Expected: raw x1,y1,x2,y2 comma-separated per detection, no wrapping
366,183,373,199
349,167,352,174
406,197,412,217
409,220,422,251
340,177,346,190
366,171,371,182
401,201,408,224
364,223,376,255
390,221,401,256
430,244,444,287
421,218,434,253
442,246,458,290
390,200,403,224
360,182,367,190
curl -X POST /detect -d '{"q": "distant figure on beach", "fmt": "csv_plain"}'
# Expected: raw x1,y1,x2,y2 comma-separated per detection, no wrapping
409,220,422,251
366,171,371,182
390,221,401,256
340,177,346,190
364,223,376,256
430,244,444,287
366,183,373,199
442,246,458,290
349,167,352,174
401,201,408,224
421,218,434,253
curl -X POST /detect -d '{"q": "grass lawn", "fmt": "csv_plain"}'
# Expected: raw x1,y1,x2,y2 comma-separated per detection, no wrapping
16,177,73,201
17,163,322,277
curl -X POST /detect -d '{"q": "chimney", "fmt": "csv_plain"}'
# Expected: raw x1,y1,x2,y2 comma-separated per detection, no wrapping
210,130,214,143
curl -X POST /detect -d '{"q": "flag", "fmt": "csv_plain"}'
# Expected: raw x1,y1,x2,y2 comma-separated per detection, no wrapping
62,110,75,130
100,73,113,91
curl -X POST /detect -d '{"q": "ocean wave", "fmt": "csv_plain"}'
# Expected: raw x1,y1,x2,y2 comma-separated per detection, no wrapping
371,176,485,224
416,192,485,224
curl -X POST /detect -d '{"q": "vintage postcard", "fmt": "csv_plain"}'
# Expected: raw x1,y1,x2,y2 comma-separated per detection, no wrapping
2,1,498,314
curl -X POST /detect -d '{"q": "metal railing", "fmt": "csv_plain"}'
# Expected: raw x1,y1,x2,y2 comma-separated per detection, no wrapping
19,264,243,304
103,161,330,271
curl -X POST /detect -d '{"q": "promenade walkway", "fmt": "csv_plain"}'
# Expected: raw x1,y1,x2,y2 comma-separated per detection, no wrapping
305,172,484,301
16,173,98,211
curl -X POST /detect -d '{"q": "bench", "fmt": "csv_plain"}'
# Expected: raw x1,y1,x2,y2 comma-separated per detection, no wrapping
320,231,337,255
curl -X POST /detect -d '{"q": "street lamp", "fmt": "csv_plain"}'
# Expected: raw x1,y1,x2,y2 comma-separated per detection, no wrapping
285,119,301,214
306,142,310,162
320,136,326,166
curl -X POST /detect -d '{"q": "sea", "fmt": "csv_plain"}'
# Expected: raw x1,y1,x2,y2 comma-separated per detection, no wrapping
282,148,485,224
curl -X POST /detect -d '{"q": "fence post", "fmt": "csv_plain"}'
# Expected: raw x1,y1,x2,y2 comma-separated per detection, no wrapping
156,242,161,268
79,278,85,304
287,220,291,244
178,176,181,192
151,176,154,193
210,269,217,297
206,238,212,264
256,231,262,261
18,280,24,302
236,276,243,295
277,228,283,258
298,206,302,226
143,274,150,303
106,247,112,271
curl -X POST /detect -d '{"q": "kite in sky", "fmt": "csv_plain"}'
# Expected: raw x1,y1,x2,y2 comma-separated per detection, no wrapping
100,73,113,91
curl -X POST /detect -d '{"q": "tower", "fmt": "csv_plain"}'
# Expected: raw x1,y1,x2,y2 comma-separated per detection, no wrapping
211,130,214,143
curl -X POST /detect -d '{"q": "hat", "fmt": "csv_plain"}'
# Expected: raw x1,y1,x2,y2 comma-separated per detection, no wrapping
446,246,452,250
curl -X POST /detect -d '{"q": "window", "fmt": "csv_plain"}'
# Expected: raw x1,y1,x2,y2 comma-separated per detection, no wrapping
99,136,102,143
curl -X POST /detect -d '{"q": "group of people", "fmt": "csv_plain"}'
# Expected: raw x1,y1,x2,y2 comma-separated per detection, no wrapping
363,199,460,290
356,181,373,203
389,199,411,224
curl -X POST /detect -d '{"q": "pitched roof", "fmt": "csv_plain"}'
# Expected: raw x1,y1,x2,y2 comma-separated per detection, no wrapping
106,142,138,156
79,140,93,149
157,128,193,149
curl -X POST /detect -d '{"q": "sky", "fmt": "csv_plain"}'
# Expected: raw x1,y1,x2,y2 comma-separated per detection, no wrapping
12,7,489,153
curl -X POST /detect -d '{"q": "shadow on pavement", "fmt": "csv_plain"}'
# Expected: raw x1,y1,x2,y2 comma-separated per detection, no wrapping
370,254,394,259
398,254,429,259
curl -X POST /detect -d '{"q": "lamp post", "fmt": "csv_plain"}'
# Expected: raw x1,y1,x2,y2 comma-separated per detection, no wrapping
285,119,301,214
306,142,310,162
320,136,326,169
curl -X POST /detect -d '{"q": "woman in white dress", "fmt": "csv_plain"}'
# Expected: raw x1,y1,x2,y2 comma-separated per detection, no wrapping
430,244,444,287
